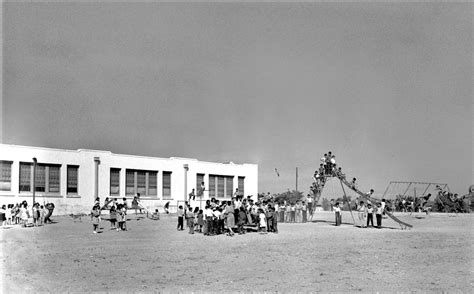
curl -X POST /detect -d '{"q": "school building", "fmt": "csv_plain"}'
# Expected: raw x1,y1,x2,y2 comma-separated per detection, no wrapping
0,144,258,214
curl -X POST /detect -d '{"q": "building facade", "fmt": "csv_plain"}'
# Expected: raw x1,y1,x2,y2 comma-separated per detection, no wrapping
0,144,258,214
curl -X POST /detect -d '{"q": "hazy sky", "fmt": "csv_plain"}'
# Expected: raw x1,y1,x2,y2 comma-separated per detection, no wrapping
2,2,472,196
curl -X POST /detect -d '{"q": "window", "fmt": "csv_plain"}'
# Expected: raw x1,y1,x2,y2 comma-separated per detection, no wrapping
110,168,120,196
137,171,146,195
209,175,234,198
67,165,79,195
126,170,135,195
0,161,12,191
148,171,157,196
125,169,158,197
19,163,31,192
35,165,46,192
238,176,245,196
49,165,60,193
209,175,216,197
162,171,171,199
196,173,204,196
226,177,233,197
19,162,61,193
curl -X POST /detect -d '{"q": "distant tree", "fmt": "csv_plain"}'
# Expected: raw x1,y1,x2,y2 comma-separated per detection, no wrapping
274,190,304,205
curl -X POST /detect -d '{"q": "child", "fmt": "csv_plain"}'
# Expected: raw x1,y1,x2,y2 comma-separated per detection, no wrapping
266,206,273,232
272,206,279,233
375,203,383,228
186,208,195,234
39,205,45,226
366,204,374,227
334,202,342,226
193,207,199,231
177,205,184,231
237,206,247,235
20,203,29,227
351,178,357,190
197,209,204,233
32,203,39,226
258,209,267,234
91,204,101,234
0,205,6,227
120,204,128,231
151,209,160,220
109,205,117,229
5,204,12,226
290,203,296,223
116,204,123,231
357,201,367,228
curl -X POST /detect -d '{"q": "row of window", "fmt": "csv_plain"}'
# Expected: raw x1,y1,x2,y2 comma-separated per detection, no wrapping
0,161,245,199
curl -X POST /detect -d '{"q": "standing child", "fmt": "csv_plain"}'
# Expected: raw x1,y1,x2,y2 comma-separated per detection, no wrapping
109,205,117,230
237,206,247,235
266,206,273,232
375,203,383,228
334,202,342,226
357,201,367,228
177,205,184,231
91,204,101,234
39,205,45,226
197,209,204,232
272,207,279,233
186,208,195,234
290,203,296,223
0,205,6,227
366,204,374,227
116,204,123,231
20,203,29,227
32,203,39,226
258,209,267,234
121,204,128,231
5,204,12,226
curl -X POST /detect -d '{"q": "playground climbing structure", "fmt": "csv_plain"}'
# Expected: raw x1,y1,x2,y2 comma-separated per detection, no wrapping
311,155,413,230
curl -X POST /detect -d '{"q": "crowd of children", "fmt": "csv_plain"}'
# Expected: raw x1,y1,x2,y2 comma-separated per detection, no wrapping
178,196,280,237
91,197,131,233
0,200,54,228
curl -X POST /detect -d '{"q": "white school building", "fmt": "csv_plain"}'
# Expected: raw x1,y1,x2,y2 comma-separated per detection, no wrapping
0,144,258,214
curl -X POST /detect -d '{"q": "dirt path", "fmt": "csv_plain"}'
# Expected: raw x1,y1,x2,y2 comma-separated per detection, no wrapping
1,212,472,292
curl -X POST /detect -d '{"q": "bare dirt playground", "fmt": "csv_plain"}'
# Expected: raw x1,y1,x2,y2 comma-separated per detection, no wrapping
1,212,472,292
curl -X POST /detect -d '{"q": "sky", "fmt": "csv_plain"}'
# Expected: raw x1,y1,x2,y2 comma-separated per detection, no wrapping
1,2,472,197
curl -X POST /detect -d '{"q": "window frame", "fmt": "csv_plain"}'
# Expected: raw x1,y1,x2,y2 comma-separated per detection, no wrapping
0,161,13,191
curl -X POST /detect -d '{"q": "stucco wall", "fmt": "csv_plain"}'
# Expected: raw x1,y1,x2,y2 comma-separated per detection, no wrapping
0,144,258,214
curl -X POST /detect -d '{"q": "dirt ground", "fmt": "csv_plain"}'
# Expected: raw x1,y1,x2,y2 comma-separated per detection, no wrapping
1,211,472,292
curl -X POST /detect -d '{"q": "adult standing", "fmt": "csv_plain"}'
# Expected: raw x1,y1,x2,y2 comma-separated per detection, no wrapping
224,201,235,236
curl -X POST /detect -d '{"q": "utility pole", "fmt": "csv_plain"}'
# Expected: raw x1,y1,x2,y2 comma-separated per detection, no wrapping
32,157,37,216
296,167,298,192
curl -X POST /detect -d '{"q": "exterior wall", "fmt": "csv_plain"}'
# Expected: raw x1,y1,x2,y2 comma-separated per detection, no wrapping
0,144,258,215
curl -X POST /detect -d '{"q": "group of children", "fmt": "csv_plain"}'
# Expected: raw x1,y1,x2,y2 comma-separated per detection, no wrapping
333,200,385,228
90,197,129,234
0,201,53,228
177,197,279,236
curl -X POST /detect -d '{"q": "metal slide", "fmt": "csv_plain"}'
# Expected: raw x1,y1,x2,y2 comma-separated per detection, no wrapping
336,175,413,230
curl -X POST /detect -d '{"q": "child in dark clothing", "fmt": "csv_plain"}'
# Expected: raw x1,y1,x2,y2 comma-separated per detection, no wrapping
266,207,274,232
366,204,374,227
197,209,204,233
109,205,117,230
271,207,279,233
177,205,184,231
237,206,247,234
